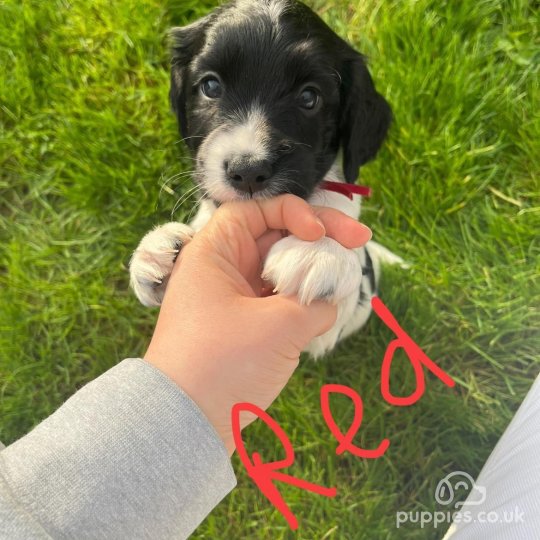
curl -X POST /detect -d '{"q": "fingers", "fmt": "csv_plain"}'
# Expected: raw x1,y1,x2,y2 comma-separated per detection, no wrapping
215,195,325,242
256,195,372,248
268,195,327,241
312,206,372,248
215,194,372,249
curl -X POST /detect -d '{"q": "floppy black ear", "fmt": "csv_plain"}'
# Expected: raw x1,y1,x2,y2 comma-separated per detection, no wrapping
169,16,211,141
339,55,392,183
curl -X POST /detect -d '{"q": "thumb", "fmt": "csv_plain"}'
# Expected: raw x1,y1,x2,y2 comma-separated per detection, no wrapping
274,296,338,346
297,300,338,339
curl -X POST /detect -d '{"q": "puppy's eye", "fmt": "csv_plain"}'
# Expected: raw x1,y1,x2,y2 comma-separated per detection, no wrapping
298,87,320,110
200,77,222,99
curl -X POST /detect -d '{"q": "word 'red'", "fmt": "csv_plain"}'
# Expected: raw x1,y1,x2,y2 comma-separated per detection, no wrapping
231,296,456,530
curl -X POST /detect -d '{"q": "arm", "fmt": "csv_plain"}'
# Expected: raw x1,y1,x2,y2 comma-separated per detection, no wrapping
0,358,236,539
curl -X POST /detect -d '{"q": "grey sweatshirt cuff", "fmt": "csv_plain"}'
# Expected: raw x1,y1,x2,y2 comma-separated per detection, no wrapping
0,358,237,539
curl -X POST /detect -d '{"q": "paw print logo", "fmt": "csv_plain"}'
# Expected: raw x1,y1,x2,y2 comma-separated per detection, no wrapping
435,471,487,509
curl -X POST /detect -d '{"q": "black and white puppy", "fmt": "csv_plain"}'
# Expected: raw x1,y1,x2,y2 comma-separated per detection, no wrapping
130,0,403,357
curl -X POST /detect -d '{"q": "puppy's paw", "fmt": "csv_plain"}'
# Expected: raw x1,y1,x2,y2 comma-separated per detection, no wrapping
262,236,362,305
129,222,194,306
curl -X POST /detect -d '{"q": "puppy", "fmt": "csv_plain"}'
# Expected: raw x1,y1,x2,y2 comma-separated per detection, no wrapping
130,0,403,357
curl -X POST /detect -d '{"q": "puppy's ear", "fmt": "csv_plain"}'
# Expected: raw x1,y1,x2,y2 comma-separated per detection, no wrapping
339,55,392,183
169,17,211,140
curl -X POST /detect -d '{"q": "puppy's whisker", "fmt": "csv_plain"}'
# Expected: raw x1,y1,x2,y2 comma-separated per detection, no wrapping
161,169,195,182
292,141,313,149
159,172,195,197
173,135,205,145
160,173,194,187
172,186,199,210
171,185,201,217
185,189,212,222
330,68,342,85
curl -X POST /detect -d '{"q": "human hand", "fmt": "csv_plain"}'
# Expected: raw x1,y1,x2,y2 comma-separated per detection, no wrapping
144,194,372,455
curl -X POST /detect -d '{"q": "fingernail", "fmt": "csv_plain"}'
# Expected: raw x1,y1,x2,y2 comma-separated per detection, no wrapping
360,224,372,242
315,217,326,235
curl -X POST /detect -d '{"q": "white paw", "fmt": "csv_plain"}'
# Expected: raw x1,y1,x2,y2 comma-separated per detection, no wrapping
129,222,194,306
262,236,362,305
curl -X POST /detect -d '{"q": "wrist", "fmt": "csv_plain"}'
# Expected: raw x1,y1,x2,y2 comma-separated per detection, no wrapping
144,349,236,456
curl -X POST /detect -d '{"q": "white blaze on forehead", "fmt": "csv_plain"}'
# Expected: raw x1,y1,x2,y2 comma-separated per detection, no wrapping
236,0,287,23
197,106,271,202
265,0,287,23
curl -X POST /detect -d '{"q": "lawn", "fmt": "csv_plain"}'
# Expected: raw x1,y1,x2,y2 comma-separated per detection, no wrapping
0,0,538,538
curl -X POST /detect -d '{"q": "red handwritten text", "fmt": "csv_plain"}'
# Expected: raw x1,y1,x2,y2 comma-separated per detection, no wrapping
232,296,455,529
320,383,390,458
231,402,337,530
372,296,455,406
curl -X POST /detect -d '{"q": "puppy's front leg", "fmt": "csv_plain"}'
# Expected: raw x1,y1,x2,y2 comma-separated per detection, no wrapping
129,222,195,306
262,236,362,357
129,199,216,306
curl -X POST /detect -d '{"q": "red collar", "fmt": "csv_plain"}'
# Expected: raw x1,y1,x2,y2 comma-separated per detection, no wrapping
320,180,372,200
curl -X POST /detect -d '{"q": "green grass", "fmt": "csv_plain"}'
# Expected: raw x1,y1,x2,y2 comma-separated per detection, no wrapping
1,0,538,538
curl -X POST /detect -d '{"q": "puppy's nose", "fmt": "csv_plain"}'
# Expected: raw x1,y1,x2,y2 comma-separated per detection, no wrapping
226,158,272,194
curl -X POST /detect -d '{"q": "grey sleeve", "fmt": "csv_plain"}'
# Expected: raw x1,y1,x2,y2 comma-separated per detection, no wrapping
0,358,237,539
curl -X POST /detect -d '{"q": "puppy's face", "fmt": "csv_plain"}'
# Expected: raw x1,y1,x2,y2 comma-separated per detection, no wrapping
170,0,391,202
